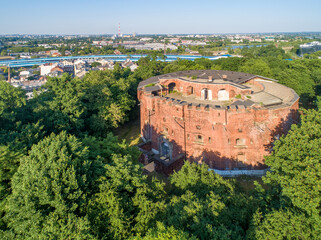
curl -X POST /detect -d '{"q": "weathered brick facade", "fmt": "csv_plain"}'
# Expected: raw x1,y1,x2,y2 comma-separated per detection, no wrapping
138,70,299,174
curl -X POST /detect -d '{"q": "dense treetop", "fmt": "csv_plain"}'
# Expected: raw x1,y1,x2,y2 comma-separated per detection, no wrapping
0,48,321,239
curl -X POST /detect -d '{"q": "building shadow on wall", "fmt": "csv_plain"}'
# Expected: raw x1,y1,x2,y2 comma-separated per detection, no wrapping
140,124,267,176
188,149,265,171
264,108,300,152
140,107,300,175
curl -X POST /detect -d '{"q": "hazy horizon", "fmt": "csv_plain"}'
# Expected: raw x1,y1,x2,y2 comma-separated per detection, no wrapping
2,31,321,36
1,0,321,35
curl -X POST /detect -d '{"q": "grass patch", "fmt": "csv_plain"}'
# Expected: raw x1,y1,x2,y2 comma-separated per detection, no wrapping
231,175,267,193
146,171,173,192
145,83,156,88
114,118,142,146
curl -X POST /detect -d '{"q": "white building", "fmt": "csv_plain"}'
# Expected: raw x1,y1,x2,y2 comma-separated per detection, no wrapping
40,63,59,76
19,70,33,81
122,59,138,72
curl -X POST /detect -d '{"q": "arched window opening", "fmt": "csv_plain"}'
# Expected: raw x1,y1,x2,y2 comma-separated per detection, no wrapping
195,135,204,143
163,126,169,135
161,142,170,159
201,88,208,100
168,82,176,93
236,138,246,145
218,89,229,101
187,86,194,95
237,153,247,169
201,88,212,100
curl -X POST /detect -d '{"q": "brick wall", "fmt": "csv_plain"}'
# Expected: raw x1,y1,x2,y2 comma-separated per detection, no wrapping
158,78,251,99
139,80,299,171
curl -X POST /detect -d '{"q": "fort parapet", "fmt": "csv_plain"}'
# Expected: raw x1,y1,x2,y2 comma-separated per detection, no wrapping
138,70,299,175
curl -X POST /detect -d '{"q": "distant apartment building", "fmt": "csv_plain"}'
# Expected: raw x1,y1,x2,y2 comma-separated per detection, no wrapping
65,50,72,56
38,44,51,48
92,41,113,46
74,60,90,78
265,37,275,42
52,52,62,57
96,59,115,70
299,41,321,55
40,63,57,76
11,80,46,99
19,70,33,81
40,63,71,76
139,38,153,42
124,43,178,51
249,38,262,42
181,41,206,46
122,59,138,72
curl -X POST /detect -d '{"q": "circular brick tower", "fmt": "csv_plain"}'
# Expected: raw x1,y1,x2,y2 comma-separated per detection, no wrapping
137,70,299,175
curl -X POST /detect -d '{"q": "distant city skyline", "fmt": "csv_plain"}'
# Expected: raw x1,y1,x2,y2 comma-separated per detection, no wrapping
1,0,321,35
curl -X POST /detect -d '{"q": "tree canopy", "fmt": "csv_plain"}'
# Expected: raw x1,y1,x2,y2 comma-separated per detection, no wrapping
0,49,321,239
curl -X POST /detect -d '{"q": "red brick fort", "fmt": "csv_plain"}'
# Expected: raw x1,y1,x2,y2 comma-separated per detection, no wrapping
138,70,299,175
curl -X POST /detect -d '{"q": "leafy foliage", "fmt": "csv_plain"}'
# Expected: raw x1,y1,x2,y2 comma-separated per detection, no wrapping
264,109,321,216
132,222,197,240
0,48,321,239
162,163,255,240
248,209,320,239
0,146,23,201
4,132,98,238
89,154,165,239
0,81,26,129
248,109,321,239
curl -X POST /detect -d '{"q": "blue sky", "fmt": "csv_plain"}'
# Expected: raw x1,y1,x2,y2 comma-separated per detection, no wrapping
1,0,320,34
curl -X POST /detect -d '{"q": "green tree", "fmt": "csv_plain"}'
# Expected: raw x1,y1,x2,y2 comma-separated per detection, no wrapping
132,222,197,240
91,62,102,68
81,69,136,130
264,109,321,216
243,39,250,44
82,133,140,163
0,146,24,230
4,132,98,239
248,109,321,239
227,47,234,54
239,58,272,77
31,74,86,134
0,147,23,201
0,81,26,129
248,209,320,239
162,162,254,239
89,154,165,239
316,96,321,110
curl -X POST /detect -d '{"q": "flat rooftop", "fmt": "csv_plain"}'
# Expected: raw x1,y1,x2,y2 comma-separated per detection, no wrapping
166,92,231,107
165,80,297,108
138,70,260,88
140,70,299,109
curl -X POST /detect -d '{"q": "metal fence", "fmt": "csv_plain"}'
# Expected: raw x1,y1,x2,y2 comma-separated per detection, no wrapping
209,168,270,177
